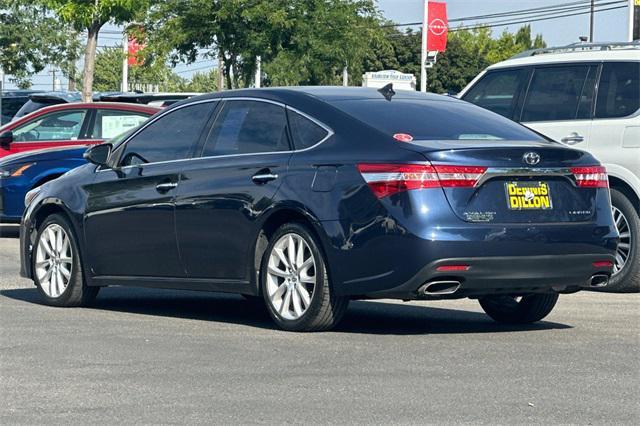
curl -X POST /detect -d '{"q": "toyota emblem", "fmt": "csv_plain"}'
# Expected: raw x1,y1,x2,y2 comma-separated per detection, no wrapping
523,152,541,166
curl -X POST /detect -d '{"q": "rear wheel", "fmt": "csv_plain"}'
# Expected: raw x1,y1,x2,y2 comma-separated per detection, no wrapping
33,214,99,306
479,294,558,324
607,189,639,292
261,223,348,332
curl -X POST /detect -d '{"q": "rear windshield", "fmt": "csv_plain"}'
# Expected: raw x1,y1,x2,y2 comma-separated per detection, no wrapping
331,98,546,141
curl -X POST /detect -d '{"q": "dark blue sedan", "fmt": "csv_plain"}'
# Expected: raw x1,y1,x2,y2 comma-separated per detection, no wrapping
19,87,618,331
0,146,87,223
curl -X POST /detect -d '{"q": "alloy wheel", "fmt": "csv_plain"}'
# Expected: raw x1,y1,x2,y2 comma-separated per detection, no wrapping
612,206,632,275
35,223,73,298
266,233,316,320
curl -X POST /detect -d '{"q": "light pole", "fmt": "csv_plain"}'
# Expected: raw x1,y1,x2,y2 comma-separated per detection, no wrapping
122,31,129,92
420,1,429,92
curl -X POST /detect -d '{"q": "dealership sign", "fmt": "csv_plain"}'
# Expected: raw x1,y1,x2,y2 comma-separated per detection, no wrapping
362,70,416,91
427,1,449,52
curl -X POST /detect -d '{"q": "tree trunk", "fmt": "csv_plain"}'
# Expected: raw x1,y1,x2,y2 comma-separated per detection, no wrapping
82,22,101,102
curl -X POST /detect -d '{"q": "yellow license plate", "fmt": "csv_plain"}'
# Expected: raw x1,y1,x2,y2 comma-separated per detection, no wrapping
505,182,553,210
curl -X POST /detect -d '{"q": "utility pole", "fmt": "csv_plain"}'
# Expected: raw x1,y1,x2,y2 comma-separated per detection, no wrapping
122,31,129,92
590,0,595,42
420,1,429,92
49,69,58,91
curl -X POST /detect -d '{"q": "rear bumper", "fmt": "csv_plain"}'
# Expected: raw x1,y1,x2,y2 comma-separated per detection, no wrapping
360,254,615,300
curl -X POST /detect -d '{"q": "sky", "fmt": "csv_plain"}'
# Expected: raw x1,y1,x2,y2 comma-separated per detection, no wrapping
2,0,633,91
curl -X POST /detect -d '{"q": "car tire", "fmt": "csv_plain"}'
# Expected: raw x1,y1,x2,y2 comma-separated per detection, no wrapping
33,213,99,307
260,223,348,332
478,294,559,324
606,189,639,292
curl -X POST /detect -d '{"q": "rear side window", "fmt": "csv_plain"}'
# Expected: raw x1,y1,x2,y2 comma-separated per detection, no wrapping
119,102,213,166
288,110,328,150
332,98,544,141
462,69,529,119
595,62,640,119
91,109,150,139
12,110,86,142
201,100,289,156
522,66,589,122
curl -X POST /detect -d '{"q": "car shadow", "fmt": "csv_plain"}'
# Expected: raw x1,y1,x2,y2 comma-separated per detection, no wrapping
0,224,20,238
0,287,571,335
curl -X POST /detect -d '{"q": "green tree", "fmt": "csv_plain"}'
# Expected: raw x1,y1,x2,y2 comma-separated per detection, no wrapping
364,25,546,94
93,46,186,92
42,0,151,101
183,69,219,92
0,0,80,88
145,0,384,88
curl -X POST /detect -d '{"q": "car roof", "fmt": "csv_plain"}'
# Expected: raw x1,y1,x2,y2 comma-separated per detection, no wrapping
2,90,43,98
186,86,455,105
24,102,160,115
487,45,640,70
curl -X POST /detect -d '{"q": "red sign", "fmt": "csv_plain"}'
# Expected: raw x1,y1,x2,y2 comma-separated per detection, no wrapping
427,1,448,52
127,37,144,67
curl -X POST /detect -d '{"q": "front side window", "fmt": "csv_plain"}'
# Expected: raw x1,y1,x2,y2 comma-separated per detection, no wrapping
91,110,151,139
119,102,214,166
12,110,86,142
462,69,529,119
521,65,590,122
595,62,640,119
201,100,289,157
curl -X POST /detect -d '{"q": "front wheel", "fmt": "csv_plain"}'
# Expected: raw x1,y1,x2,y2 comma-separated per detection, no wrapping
479,294,559,324
33,214,99,306
261,223,348,332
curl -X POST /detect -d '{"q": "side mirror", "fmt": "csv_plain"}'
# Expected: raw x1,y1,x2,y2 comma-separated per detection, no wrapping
0,131,13,149
83,143,112,167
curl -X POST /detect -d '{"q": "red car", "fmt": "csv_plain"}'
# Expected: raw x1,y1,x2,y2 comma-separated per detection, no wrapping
0,102,161,158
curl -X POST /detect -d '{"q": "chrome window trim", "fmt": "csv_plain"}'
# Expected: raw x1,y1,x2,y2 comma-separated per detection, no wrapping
98,96,334,172
475,167,577,187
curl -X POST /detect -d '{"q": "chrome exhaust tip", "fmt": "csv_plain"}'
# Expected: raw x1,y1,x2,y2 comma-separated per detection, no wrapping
589,274,609,288
419,280,461,296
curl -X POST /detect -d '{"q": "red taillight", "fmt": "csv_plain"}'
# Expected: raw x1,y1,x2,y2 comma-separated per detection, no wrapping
592,260,613,268
571,166,608,188
357,163,487,198
433,165,487,187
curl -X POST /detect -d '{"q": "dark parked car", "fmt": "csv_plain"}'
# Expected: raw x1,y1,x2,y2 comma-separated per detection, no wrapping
12,92,82,121
19,87,618,331
1,90,43,125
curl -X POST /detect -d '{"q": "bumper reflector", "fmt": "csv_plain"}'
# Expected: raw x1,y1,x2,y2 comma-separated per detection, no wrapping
592,260,613,268
436,265,470,272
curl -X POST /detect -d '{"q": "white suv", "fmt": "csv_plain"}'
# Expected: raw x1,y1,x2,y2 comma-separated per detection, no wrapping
459,42,639,291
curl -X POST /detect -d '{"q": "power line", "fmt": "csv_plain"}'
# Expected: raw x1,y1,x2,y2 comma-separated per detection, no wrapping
382,0,626,28
452,4,627,32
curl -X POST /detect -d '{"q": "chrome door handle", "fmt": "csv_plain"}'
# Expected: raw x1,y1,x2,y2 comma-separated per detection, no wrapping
561,132,584,145
155,182,178,192
252,173,278,184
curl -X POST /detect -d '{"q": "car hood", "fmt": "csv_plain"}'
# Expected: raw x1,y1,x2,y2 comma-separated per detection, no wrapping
0,145,88,167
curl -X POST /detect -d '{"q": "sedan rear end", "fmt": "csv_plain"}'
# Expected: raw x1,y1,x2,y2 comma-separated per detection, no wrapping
316,92,617,304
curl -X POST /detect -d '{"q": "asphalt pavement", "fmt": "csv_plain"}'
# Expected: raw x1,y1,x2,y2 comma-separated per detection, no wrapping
1,224,638,424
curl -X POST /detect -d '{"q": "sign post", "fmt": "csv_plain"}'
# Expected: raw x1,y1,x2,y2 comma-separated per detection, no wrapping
420,2,428,92
630,0,640,41
421,1,449,92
